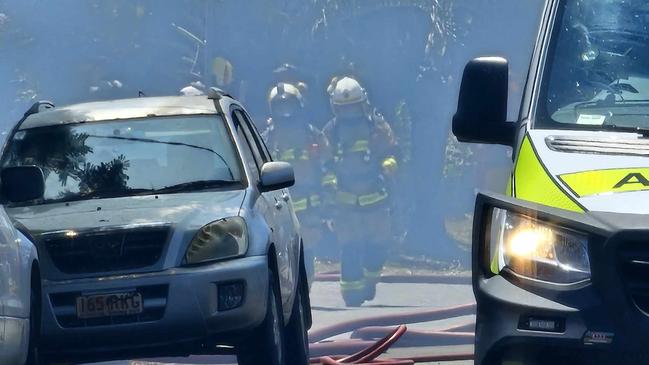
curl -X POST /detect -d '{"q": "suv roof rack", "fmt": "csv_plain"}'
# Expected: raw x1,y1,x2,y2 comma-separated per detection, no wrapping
207,87,230,116
24,101,55,118
207,87,233,101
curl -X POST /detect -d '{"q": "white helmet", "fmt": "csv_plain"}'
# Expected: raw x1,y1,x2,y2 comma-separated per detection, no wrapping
179,85,204,96
179,81,206,96
268,82,304,119
329,76,370,119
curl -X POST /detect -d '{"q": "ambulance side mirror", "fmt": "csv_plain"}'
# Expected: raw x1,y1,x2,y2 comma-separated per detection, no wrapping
453,57,516,146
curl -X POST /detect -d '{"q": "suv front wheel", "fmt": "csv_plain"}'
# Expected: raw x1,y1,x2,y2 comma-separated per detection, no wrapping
284,258,310,365
236,269,286,365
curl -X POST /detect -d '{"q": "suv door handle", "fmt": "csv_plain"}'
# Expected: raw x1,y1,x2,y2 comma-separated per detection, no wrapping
274,199,283,210
281,192,290,202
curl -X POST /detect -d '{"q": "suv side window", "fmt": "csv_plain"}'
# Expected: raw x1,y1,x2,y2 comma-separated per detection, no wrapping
232,110,261,180
240,110,273,162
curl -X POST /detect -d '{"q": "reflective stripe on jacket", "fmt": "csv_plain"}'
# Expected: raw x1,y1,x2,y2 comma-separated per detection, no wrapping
293,194,322,212
335,190,389,207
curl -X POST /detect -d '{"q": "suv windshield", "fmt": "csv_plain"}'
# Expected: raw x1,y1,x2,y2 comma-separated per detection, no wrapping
539,0,649,130
2,115,243,204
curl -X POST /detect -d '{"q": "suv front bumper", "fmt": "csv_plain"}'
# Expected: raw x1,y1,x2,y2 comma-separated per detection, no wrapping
40,255,268,360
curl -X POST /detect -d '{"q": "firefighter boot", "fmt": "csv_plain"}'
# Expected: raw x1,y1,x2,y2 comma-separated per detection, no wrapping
340,244,366,307
363,244,387,302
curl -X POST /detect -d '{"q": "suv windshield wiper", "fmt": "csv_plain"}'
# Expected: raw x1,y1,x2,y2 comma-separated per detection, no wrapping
42,188,155,204
88,134,236,180
35,181,240,205
151,179,242,194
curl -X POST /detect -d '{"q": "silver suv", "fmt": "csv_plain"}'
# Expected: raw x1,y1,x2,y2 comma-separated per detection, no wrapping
0,90,311,365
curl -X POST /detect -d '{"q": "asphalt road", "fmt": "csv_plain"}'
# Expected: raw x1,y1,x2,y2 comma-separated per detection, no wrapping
90,280,475,365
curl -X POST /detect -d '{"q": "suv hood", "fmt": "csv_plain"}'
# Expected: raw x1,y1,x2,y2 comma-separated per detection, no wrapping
515,130,649,214
7,190,245,235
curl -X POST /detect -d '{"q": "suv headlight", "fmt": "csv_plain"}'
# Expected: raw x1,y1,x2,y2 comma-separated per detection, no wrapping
488,208,590,284
183,217,248,265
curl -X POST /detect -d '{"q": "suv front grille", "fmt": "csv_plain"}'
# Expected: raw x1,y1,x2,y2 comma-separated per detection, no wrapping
49,285,168,328
618,242,649,314
42,225,170,274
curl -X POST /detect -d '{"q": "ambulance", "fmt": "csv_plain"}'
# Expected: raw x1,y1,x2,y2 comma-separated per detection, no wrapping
453,0,649,363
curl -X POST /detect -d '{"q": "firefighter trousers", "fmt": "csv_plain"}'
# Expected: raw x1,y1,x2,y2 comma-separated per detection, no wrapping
336,206,391,307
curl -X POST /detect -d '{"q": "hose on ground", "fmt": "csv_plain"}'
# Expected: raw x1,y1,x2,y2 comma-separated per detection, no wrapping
351,327,474,347
308,302,476,364
309,303,476,342
314,273,470,285
311,325,474,364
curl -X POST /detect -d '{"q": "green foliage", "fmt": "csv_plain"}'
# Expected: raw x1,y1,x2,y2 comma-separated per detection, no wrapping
12,129,93,185
312,0,456,53
8,128,131,196
394,100,413,164
443,132,474,178
78,155,130,194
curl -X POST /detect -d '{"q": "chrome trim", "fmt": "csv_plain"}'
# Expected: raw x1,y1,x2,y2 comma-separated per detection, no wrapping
546,135,649,156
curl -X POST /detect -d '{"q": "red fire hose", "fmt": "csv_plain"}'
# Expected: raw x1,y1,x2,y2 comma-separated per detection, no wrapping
308,303,476,364
351,327,474,346
314,326,411,364
438,321,476,333
309,303,476,342
305,272,476,364
311,325,474,364
314,273,471,285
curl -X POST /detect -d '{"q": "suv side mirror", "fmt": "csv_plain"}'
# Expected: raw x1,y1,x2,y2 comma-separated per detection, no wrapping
453,56,516,146
1,166,45,203
259,162,295,192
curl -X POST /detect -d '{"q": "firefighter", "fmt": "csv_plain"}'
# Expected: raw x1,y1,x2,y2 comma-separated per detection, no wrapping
263,82,327,288
322,76,398,306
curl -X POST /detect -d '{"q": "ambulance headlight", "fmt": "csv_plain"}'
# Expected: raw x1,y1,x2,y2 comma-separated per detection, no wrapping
488,208,591,284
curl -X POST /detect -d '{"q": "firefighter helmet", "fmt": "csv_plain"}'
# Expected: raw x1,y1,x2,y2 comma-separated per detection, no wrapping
179,81,206,96
268,82,304,119
329,76,370,120
273,64,310,95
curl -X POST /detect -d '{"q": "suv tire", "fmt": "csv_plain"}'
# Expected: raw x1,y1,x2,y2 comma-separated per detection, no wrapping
237,269,286,365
